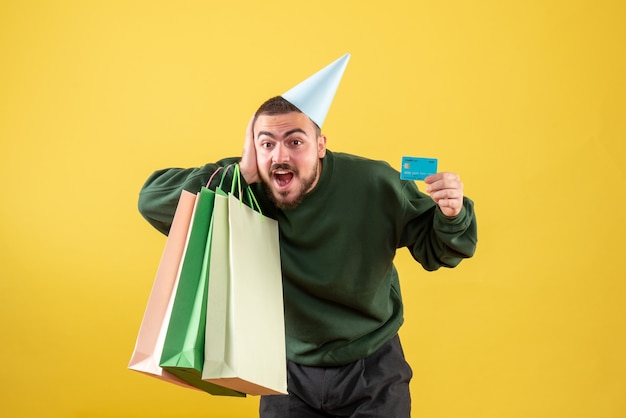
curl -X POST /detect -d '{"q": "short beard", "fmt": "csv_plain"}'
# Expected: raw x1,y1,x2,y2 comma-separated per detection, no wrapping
262,162,318,210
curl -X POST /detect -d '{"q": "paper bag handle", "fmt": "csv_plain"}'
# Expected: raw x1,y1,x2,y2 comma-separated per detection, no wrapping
206,166,224,188
215,164,234,191
231,164,244,199
230,164,265,216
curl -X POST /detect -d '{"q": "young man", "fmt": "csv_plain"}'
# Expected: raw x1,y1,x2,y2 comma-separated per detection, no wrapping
138,96,477,417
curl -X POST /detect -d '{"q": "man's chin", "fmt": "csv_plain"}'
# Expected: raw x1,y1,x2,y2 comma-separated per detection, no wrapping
265,187,302,210
273,192,301,210
262,179,311,210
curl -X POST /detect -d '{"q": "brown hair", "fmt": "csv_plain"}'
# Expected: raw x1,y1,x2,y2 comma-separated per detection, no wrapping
254,96,321,136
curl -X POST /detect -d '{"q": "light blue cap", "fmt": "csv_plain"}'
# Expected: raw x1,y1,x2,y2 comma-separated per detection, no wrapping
282,53,350,128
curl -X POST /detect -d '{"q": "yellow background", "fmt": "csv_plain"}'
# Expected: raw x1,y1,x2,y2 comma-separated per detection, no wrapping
1,0,624,417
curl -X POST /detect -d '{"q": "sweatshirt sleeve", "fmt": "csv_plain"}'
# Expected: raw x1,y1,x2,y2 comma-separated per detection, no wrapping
137,157,240,235
399,181,478,271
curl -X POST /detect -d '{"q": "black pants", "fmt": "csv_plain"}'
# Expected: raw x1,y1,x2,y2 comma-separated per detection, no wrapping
259,335,413,418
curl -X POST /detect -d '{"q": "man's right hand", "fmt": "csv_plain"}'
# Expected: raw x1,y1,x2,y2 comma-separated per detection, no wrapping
239,115,260,185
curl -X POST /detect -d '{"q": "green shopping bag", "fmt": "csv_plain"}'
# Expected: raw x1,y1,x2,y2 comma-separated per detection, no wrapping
160,179,244,397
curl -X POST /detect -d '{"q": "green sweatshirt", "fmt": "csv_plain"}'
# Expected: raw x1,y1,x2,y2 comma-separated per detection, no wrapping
138,150,477,366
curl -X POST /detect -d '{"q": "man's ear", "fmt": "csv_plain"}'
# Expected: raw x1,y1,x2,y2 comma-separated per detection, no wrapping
317,135,327,158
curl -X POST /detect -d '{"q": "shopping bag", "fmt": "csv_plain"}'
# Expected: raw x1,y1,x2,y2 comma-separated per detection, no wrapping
128,190,198,390
160,185,244,397
202,164,287,395
202,188,230,379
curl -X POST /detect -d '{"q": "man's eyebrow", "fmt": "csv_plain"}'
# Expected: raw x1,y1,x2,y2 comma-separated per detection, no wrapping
257,128,307,139
284,128,307,137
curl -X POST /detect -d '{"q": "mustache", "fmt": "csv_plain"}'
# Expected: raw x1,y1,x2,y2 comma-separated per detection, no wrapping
270,163,297,173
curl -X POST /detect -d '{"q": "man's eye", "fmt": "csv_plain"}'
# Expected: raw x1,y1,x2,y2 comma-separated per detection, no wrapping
261,142,274,149
291,140,303,146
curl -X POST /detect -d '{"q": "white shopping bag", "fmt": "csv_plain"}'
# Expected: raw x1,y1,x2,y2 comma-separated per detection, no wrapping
202,182,287,395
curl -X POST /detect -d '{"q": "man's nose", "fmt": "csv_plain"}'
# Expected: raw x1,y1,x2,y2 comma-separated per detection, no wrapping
273,144,289,163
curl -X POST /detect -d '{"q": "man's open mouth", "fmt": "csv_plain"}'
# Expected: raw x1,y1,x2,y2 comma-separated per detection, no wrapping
273,170,294,187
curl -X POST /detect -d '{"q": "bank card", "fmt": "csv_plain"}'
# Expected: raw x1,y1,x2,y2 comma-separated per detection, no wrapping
400,156,438,181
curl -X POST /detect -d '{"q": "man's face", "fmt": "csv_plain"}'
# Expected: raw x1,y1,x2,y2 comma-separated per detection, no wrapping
254,111,326,210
